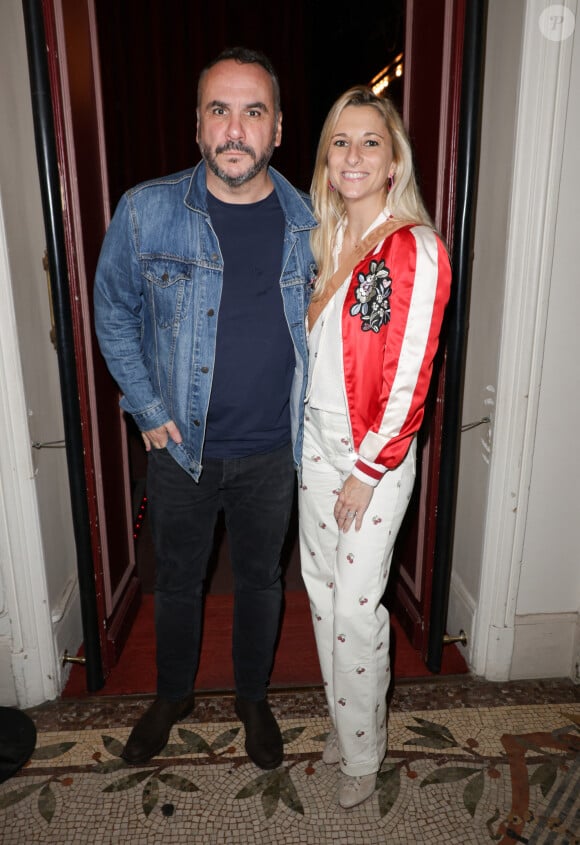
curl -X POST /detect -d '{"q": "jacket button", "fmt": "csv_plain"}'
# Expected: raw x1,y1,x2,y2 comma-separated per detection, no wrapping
211,253,219,261
207,309,214,317
201,366,209,373
193,419,201,427
162,272,169,281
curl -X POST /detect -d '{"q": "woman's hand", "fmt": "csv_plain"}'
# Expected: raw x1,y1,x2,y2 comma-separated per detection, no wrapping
335,474,374,533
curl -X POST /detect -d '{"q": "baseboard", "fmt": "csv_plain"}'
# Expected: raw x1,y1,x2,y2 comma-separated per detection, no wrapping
511,612,579,681
574,617,580,684
446,571,476,669
52,582,83,695
0,640,18,705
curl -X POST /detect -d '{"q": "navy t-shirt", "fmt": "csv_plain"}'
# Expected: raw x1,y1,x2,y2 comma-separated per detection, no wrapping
204,190,294,458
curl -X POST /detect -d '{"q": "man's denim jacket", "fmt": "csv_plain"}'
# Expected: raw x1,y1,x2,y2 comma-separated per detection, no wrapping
94,162,317,481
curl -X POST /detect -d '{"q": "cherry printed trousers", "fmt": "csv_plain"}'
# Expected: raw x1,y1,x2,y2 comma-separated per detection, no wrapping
299,406,416,777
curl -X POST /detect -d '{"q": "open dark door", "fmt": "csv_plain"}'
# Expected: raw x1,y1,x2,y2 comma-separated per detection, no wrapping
388,0,472,659
390,0,484,671
39,0,141,682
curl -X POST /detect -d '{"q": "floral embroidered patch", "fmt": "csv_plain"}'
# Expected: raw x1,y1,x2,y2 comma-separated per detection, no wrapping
349,259,392,332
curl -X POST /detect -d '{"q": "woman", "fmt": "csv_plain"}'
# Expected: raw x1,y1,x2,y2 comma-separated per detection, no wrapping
299,87,451,809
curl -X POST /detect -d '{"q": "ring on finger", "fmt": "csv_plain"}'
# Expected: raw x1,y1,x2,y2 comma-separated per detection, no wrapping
346,510,356,517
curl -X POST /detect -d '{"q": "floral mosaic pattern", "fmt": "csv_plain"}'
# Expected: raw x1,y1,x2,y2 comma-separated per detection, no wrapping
0,705,578,844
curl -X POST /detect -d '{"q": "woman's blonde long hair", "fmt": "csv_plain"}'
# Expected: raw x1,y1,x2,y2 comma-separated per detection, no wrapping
311,86,434,293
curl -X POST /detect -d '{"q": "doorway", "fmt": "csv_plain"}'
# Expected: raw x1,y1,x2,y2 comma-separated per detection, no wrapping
37,0,471,691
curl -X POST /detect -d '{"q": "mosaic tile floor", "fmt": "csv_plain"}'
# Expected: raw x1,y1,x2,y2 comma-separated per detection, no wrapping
1,678,579,844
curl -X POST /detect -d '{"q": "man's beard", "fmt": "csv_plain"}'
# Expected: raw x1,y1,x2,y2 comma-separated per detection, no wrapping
200,137,276,188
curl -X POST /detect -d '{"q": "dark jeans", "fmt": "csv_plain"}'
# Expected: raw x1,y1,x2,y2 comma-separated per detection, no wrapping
146,443,295,701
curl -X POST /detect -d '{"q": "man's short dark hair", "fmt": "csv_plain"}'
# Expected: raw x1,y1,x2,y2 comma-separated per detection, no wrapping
197,46,281,115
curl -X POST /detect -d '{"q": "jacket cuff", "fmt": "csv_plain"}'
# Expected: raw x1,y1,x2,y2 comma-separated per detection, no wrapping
352,457,387,488
120,395,171,432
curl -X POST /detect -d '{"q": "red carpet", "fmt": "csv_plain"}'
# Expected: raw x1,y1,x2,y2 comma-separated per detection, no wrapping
63,590,467,697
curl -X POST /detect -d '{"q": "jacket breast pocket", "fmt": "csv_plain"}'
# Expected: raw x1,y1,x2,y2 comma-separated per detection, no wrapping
142,259,195,329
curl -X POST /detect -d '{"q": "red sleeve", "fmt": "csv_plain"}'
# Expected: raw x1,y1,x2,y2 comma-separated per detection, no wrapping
347,225,451,481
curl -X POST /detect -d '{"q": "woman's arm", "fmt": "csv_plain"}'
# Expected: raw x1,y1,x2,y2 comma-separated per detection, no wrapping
350,225,452,483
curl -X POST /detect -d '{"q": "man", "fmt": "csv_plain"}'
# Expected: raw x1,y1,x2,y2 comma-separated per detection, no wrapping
94,47,316,770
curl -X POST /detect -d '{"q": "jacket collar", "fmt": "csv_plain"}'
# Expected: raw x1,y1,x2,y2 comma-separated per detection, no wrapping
184,161,316,232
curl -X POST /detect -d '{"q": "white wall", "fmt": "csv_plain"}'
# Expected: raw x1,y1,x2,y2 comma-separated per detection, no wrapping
451,0,580,682
516,7,580,617
0,0,80,706
512,6,580,679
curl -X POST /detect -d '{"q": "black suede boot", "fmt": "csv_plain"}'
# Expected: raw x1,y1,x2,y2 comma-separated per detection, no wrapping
234,696,283,770
122,693,196,763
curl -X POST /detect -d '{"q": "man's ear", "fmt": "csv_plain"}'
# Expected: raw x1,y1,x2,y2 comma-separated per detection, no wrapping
274,111,283,148
195,109,200,144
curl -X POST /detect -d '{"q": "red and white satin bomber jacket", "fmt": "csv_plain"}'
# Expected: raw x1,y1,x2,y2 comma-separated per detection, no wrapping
343,223,452,486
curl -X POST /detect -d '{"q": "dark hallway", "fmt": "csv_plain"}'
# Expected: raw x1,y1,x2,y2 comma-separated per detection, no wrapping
95,0,406,207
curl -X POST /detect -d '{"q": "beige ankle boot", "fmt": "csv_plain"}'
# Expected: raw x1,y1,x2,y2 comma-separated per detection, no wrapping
338,772,377,809
322,727,340,764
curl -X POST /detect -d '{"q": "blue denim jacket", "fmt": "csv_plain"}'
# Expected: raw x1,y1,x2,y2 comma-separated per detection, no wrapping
94,162,317,481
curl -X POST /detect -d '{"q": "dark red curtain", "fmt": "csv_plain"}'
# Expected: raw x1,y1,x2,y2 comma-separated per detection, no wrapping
94,0,405,207
95,0,313,204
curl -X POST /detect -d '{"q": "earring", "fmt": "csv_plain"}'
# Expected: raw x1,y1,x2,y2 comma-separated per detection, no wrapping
328,179,336,192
